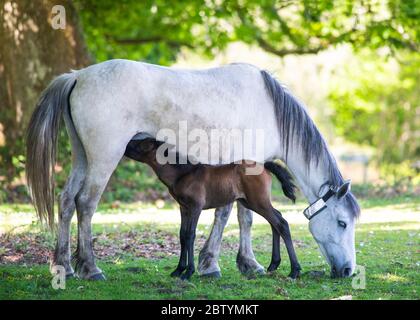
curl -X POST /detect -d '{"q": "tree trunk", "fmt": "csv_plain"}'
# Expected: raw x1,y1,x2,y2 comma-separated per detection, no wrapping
0,0,91,187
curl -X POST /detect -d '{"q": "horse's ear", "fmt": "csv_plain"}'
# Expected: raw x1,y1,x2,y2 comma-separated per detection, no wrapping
336,180,351,199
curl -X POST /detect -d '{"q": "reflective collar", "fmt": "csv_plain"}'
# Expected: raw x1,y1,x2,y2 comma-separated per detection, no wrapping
303,187,336,220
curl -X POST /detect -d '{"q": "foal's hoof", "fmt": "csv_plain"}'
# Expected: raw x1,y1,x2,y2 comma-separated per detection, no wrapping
200,271,221,279
180,273,193,281
267,261,281,272
88,273,107,281
288,270,301,279
170,269,183,278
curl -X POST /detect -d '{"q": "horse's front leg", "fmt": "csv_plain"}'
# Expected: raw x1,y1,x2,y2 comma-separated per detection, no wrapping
236,203,265,275
198,203,233,278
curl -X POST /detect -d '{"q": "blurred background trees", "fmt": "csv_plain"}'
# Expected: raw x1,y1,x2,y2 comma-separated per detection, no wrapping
0,0,90,194
0,0,419,202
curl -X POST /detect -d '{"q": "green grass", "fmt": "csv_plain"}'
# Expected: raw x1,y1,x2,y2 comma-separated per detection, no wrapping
0,197,419,300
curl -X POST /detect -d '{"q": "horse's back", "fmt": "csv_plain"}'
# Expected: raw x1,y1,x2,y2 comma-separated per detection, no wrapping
68,59,279,164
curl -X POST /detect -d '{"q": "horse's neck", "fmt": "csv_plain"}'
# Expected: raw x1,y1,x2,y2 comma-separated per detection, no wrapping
285,154,329,203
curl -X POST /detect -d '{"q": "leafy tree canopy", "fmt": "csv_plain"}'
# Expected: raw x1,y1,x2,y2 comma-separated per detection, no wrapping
328,51,419,166
76,0,420,64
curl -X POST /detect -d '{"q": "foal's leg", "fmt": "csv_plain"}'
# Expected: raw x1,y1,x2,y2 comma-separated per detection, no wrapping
198,203,233,278
272,208,301,278
252,205,301,278
172,206,201,280
236,203,265,275
171,208,188,277
265,208,301,278
180,207,201,280
267,225,281,272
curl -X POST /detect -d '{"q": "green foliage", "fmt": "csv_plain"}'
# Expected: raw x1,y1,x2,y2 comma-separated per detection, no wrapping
3,0,420,200
75,0,420,64
75,0,232,64
328,51,419,173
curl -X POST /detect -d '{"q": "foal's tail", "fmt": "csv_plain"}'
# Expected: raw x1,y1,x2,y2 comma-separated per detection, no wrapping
264,162,297,202
26,73,77,229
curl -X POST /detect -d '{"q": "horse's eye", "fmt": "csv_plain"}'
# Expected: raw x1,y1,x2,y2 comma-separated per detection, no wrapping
338,220,347,229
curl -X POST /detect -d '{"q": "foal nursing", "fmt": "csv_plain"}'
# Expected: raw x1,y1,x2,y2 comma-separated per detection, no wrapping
125,138,301,280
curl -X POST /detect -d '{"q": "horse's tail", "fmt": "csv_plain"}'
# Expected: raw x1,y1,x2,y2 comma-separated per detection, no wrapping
264,162,297,203
26,72,77,229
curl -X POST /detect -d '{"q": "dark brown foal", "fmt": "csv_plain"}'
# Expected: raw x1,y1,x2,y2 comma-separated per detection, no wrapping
125,138,301,280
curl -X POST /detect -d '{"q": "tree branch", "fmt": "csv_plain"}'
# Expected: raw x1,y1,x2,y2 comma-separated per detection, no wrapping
256,37,328,56
105,35,194,49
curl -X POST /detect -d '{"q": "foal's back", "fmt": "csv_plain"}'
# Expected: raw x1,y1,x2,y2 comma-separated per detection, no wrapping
173,162,273,210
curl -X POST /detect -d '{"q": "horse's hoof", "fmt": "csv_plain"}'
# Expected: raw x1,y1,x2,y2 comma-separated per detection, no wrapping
200,271,221,278
288,270,301,279
267,263,279,272
255,268,266,275
89,273,106,281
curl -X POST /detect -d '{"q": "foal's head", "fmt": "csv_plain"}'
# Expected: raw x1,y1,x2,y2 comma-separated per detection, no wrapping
125,138,163,164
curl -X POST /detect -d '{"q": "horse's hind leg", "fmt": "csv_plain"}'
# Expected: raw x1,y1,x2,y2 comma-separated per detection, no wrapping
73,151,124,280
236,203,265,275
198,203,233,278
53,115,87,278
53,166,85,278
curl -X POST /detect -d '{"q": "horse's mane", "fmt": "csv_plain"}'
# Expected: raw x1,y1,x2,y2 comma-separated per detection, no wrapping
261,70,360,217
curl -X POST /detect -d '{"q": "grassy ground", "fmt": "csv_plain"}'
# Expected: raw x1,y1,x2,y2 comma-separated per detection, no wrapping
0,196,419,300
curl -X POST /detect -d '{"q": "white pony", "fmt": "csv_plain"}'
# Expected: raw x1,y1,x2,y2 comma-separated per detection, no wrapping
26,59,360,280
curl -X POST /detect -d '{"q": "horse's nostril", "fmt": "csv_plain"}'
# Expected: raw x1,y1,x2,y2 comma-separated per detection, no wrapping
342,267,352,277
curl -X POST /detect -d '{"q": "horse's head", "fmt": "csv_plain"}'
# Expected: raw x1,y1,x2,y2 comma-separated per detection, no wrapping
307,181,360,278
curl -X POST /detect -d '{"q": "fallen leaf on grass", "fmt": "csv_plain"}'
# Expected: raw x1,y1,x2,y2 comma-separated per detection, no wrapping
331,295,352,300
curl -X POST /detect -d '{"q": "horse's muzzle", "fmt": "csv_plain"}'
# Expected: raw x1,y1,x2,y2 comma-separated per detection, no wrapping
331,264,353,278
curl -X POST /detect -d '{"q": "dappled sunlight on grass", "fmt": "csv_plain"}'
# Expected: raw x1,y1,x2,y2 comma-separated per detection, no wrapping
357,221,420,232
1,220,419,299
374,273,410,284
1,194,418,234
1,197,419,299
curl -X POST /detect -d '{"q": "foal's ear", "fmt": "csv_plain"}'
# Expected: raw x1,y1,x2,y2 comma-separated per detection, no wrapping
336,180,351,199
